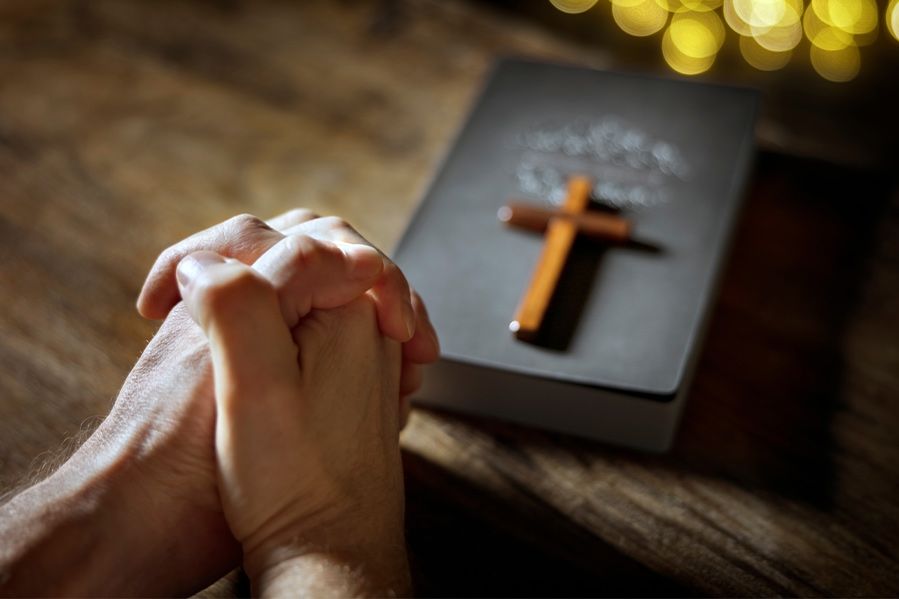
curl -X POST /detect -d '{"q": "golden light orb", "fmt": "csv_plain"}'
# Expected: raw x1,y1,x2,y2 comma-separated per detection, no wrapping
681,0,723,13
734,0,787,30
804,4,855,50
739,34,793,69
724,0,754,35
613,0,670,36
751,0,803,52
809,43,861,81
752,23,802,51
668,10,726,57
888,0,899,41
549,0,600,14
654,0,686,13
812,0,877,35
662,20,718,74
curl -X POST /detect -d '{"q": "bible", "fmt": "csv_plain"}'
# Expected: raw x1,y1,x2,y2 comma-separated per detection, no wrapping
394,58,759,451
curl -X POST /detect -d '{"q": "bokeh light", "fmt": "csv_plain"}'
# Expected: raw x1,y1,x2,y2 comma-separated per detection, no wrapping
669,10,725,57
723,0,754,35
888,0,899,41
662,14,723,74
681,0,724,13
663,31,716,73
810,43,861,81
751,0,803,51
654,0,687,13
812,0,877,35
804,5,855,50
739,34,793,69
733,0,786,29
543,0,891,81
549,0,600,13
613,0,669,36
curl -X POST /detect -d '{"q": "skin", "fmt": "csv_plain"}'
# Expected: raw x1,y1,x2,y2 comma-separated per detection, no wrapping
178,252,410,596
0,210,439,596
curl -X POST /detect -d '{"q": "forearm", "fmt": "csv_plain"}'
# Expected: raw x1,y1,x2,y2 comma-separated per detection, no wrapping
0,427,235,596
0,444,145,595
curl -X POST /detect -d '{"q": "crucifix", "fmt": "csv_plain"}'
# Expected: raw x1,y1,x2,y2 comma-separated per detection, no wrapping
499,175,633,342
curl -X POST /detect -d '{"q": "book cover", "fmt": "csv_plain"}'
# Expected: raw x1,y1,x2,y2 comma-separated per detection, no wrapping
394,58,759,449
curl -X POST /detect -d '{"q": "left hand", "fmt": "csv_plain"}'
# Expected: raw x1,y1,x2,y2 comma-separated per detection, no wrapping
139,210,438,426
176,249,412,595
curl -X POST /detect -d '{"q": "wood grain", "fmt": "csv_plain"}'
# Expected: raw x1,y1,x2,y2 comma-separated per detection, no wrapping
0,1,897,596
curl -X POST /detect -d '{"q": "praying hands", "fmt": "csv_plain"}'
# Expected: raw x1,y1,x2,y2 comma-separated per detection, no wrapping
0,210,440,597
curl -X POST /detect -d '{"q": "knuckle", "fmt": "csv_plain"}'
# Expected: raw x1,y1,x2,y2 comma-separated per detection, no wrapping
196,268,269,316
228,213,269,234
157,245,181,268
318,215,350,231
283,234,324,271
285,208,319,222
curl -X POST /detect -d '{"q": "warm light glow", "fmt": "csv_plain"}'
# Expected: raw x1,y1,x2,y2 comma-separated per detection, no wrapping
733,0,786,29
812,0,877,35
810,43,861,81
550,0,887,80
888,0,899,41
654,0,686,13
681,0,724,13
668,10,725,57
739,34,792,69
613,0,669,36
724,0,754,35
804,4,855,50
751,0,802,52
549,0,600,13
655,0,722,12
662,21,718,74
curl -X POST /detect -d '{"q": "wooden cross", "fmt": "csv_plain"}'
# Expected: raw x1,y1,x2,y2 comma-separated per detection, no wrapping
500,175,632,342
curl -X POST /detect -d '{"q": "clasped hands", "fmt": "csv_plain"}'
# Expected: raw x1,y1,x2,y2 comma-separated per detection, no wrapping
0,210,439,597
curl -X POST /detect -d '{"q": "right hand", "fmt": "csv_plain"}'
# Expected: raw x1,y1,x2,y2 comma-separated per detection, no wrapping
177,246,412,595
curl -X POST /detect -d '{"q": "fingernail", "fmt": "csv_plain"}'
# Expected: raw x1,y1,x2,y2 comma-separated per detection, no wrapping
404,302,416,339
339,243,383,280
176,251,225,289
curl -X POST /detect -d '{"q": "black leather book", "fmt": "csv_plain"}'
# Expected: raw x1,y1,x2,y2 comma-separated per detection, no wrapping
394,58,758,450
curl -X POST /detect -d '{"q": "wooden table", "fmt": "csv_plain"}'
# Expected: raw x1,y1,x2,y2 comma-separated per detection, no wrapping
1,1,897,595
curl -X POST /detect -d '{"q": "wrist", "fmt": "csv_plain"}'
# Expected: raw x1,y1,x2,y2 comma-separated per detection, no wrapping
76,419,239,594
244,513,410,597
252,549,411,598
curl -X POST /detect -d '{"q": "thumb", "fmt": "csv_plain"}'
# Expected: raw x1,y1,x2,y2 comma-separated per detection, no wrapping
176,251,299,409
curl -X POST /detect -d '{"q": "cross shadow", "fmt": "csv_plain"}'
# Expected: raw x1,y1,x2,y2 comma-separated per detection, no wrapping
532,222,663,351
